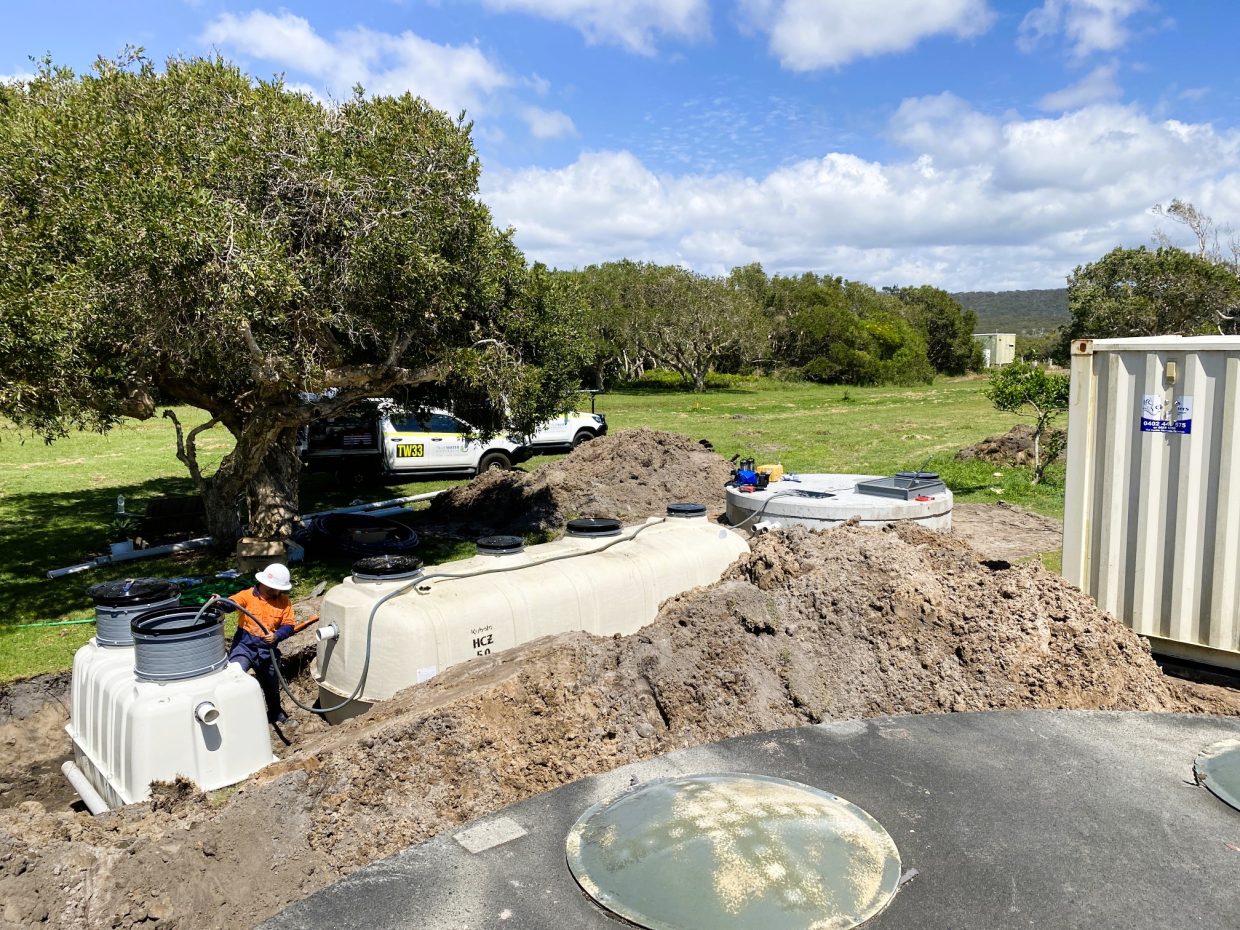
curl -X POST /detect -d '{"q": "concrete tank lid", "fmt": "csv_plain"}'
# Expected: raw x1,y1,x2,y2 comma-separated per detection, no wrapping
258,711,1240,930
726,474,952,520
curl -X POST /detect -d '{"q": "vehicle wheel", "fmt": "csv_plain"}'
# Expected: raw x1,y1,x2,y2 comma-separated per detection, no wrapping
571,429,595,449
476,451,511,475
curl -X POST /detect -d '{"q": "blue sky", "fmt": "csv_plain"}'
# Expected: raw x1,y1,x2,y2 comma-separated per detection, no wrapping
4,1,1239,290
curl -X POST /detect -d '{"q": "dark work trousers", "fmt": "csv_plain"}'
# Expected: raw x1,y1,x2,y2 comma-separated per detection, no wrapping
228,629,284,721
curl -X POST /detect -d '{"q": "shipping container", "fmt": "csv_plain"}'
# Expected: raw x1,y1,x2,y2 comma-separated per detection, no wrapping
1063,336,1240,669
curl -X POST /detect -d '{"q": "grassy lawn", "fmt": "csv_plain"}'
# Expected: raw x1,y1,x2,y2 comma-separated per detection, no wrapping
0,375,1063,681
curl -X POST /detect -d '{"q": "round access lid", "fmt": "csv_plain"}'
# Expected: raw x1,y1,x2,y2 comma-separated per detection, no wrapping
566,773,902,930
86,578,181,607
895,471,940,481
352,554,425,582
477,535,525,554
566,517,623,538
130,604,223,637
666,503,707,518
1196,739,1240,812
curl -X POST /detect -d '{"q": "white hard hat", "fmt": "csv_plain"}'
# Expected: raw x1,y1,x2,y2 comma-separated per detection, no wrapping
256,563,292,591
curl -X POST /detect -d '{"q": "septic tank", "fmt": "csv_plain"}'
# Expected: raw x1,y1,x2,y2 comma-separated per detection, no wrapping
314,505,750,723
64,601,275,811
725,473,952,532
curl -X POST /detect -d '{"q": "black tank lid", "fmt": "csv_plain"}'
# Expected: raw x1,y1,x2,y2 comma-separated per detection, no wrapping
351,554,425,581
666,502,707,518
87,578,180,607
477,535,526,554
566,517,623,538
895,471,940,480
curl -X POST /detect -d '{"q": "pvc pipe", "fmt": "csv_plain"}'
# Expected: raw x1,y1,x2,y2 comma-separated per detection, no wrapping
194,701,220,725
108,536,213,563
61,761,110,815
46,536,214,579
300,490,445,521
47,559,105,579
316,624,339,643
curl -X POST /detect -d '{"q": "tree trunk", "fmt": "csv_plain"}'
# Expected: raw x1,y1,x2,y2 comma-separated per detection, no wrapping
201,476,245,549
246,427,302,540
692,369,707,392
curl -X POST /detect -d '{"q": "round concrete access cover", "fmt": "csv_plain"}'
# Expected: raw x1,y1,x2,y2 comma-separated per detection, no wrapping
566,773,901,930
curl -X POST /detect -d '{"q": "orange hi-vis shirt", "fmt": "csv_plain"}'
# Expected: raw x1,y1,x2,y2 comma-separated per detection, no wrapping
231,587,295,638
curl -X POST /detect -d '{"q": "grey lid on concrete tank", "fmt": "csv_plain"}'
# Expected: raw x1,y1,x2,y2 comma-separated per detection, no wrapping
566,773,901,930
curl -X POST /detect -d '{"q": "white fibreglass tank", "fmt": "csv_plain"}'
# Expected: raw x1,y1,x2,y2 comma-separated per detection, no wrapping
315,510,750,721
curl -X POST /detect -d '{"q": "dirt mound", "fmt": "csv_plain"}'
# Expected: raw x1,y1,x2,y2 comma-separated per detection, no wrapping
956,424,1067,466
0,524,1230,929
429,428,732,534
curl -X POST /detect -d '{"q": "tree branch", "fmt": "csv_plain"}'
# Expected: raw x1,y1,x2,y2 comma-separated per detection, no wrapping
161,409,219,486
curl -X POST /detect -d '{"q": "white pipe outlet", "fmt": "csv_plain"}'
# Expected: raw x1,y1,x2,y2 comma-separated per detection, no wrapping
194,701,220,725
316,624,339,643
61,761,110,815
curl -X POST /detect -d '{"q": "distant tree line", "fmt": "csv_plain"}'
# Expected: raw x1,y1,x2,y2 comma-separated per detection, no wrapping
563,261,983,391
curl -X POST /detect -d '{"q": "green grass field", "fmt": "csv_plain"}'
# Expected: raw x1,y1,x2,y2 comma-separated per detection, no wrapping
0,375,1063,681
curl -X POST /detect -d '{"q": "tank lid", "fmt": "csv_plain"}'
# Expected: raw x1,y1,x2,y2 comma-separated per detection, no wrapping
895,470,940,480
477,535,526,555
666,502,707,518
351,554,424,582
87,578,181,607
566,517,623,538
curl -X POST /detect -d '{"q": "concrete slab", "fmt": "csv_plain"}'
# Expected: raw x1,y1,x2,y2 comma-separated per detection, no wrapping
261,711,1240,930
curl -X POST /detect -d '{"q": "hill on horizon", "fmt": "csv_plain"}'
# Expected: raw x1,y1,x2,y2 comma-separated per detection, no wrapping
952,288,1069,335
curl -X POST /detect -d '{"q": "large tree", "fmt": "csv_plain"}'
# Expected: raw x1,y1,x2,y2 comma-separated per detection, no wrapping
1064,245,1240,343
890,285,983,375
0,54,586,544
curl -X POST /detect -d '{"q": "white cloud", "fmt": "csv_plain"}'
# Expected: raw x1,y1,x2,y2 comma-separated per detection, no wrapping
1037,62,1122,110
0,72,35,84
738,0,994,71
481,103,1240,290
481,0,709,55
888,92,1002,166
1019,0,1148,59
201,11,510,115
519,106,578,140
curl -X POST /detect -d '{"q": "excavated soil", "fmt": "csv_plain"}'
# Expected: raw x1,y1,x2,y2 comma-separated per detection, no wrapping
956,424,1067,467
427,428,732,535
951,502,1064,562
3,521,1238,930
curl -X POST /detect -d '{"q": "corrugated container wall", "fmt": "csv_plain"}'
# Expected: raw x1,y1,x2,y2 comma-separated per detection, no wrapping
1063,336,1240,669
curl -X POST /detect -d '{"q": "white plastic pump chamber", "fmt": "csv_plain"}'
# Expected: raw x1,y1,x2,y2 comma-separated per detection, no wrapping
726,473,952,532
65,603,275,811
315,504,750,723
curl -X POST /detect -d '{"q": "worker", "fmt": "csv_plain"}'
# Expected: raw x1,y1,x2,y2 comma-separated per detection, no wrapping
226,563,296,725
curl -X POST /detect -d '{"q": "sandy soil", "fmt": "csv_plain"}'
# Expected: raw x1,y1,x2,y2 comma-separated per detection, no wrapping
951,501,1063,562
4,513,1238,930
427,428,733,535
